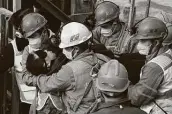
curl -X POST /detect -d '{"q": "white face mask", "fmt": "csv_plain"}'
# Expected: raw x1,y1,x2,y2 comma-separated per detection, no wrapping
28,29,48,49
101,27,113,37
63,47,79,60
63,48,74,60
137,40,152,55
28,38,42,49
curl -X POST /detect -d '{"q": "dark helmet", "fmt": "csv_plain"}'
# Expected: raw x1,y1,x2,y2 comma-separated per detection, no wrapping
21,13,47,38
136,17,168,40
95,1,120,26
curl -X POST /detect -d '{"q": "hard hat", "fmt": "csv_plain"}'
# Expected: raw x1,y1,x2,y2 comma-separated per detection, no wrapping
163,23,172,45
96,60,129,93
136,17,168,40
95,1,120,26
21,13,47,38
59,22,92,48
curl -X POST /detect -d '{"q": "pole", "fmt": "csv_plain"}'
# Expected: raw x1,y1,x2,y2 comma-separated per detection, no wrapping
128,0,136,35
1,14,7,114
145,0,151,18
12,0,21,114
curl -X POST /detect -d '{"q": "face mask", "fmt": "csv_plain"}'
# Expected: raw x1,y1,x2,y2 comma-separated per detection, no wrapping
28,28,49,49
63,47,79,60
137,41,152,55
63,48,74,60
28,38,42,49
101,27,113,37
100,20,119,37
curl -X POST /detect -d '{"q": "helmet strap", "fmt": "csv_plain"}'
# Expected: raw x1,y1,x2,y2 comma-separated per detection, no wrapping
112,23,122,35
148,40,162,55
72,46,80,59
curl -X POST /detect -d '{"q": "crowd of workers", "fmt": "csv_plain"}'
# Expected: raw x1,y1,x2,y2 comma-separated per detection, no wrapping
0,1,172,114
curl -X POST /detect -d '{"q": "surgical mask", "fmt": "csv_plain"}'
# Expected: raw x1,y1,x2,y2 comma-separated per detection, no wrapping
101,27,113,37
63,47,79,60
100,20,119,37
63,48,74,60
28,29,48,49
28,37,42,49
137,40,152,55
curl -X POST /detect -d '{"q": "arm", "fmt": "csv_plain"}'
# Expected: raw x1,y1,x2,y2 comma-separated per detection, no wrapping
22,46,29,72
128,62,164,106
22,64,74,93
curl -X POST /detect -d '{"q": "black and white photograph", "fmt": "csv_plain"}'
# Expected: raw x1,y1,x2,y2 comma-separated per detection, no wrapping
0,0,172,114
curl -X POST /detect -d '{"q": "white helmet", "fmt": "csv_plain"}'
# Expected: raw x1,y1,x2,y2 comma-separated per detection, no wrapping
59,22,92,48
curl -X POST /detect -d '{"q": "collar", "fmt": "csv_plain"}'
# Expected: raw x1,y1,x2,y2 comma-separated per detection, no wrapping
73,49,94,61
11,39,23,56
146,45,169,62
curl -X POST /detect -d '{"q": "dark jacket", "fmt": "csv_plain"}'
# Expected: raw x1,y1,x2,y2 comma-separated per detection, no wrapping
0,43,14,73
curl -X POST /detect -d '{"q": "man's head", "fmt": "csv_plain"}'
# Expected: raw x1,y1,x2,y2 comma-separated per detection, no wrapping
94,1,120,37
59,22,92,60
96,60,129,97
8,9,35,51
26,49,57,76
26,50,48,75
21,13,48,49
135,17,168,55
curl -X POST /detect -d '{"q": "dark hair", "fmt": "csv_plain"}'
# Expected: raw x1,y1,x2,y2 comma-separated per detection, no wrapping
41,35,61,55
26,50,48,76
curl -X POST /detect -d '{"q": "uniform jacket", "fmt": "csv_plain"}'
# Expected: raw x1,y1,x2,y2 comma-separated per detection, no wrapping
22,50,110,114
92,22,137,57
128,46,172,114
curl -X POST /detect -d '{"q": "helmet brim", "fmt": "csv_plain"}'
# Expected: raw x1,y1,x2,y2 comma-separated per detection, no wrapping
96,78,130,93
96,13,119,26
25,20,47,38
135,34,163,40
